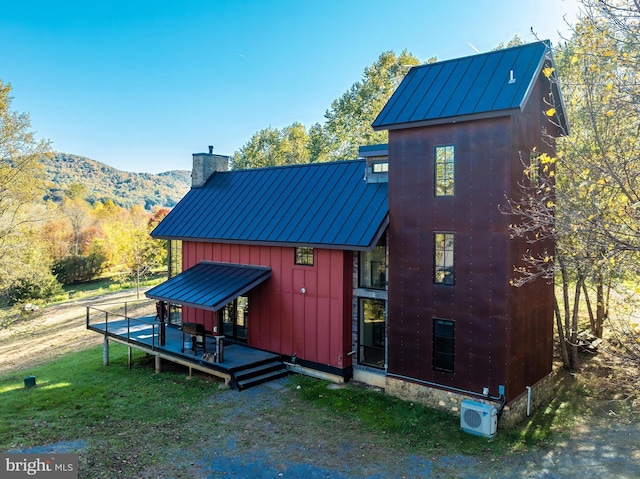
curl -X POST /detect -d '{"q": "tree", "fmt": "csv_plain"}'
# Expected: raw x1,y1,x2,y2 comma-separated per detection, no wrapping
0,81,50,265
508,5,640,369
230,123,311,170
323,50,420,160
0,81,51,301
65,182,88,200
61,196,93,255
110,206,166,298
570,0,640,364
53,243,107,285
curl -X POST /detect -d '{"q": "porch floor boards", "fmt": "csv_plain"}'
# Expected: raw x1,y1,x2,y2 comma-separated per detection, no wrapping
88,318,285,388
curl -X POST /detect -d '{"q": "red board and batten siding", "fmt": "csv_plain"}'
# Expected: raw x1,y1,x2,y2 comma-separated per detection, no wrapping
181,241,353,371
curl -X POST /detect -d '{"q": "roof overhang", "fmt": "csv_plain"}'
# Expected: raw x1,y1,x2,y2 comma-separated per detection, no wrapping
153,213,390,252
146,261,271,311
373,108,518,131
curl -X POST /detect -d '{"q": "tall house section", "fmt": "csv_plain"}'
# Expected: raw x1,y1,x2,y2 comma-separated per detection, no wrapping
373,41,568,403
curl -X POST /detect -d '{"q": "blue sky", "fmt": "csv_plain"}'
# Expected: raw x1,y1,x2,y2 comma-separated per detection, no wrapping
2,0,581,173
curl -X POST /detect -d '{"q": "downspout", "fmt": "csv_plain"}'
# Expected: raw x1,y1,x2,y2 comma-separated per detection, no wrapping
526,385,532,416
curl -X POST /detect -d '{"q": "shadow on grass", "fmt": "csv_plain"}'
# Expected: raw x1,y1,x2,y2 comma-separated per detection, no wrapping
290,371,587,458
515,370,583,448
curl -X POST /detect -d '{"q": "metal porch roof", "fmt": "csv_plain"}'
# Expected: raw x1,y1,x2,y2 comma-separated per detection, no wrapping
145,262,271,311
372,41,564,131
151,159,388,250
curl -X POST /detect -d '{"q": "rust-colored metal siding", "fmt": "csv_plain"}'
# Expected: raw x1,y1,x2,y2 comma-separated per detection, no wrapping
387,72,555,401
388,117,512,395
181,241,354,372
506,72,556,398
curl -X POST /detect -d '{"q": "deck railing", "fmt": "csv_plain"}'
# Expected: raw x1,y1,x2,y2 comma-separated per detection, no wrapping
86,300,160,350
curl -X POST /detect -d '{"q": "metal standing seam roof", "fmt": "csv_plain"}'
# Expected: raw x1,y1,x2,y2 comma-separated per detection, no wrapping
151,159,389,250
372,41,560,130
145,262,272,311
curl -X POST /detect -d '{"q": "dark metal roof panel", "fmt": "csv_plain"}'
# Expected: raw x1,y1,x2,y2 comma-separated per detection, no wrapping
145,262,272,311
372,41,551,129
152,160,389,249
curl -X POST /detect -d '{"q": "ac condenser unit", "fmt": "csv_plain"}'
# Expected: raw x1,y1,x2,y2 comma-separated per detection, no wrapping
460,400,498,438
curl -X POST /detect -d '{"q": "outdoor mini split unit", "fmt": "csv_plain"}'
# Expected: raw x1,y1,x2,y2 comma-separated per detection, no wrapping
460,400,498,438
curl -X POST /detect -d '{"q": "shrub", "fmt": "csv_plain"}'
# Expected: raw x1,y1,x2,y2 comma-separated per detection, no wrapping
53,248,107,285
7,270,63,305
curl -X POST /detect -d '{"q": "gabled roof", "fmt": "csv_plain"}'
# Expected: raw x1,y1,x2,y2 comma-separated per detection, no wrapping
146,262,271,311
373,40,568,132
152,160,388,250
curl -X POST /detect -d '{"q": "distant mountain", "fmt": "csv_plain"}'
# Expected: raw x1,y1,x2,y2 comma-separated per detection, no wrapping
42,153,191,210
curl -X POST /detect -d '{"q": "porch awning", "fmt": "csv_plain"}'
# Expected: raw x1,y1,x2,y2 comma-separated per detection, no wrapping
145,261,271,311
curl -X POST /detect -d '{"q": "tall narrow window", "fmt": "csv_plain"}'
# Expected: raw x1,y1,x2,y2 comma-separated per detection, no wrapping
295,247,314,266
529,150,541,187
434,233,455,285
435,145,455,196
359,235,386,289
359,298,386,368
168,240,182,278
433,318,455,372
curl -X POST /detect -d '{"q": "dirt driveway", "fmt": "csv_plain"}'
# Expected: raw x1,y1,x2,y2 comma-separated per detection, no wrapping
0,290,147,375
2,291,639,478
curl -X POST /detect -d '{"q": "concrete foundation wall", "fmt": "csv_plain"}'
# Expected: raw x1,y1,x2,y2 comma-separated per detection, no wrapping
384,372,557,427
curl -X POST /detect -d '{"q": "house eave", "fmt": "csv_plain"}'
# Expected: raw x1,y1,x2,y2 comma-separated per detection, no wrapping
373,108,519,131
153,232,388,252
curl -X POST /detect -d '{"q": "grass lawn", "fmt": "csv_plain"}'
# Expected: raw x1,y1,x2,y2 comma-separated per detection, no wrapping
0,342,589,478
0,344,216,476
60,271,167,301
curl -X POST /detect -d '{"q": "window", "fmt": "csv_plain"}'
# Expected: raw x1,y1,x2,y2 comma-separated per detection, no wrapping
435,145,455,196
529,150,541,186
359,298,386,368
222,296,248,341
433,319,455,372
372,161,388,173
295,247,314,266
168,304,182,327
434,233,455,285
359,235,386,289
168,240,182,278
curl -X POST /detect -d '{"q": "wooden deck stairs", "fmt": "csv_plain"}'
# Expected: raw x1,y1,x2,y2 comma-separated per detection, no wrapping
231,357,289,390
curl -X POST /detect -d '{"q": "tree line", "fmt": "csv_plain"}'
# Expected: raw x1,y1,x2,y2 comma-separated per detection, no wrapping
0,106,168,307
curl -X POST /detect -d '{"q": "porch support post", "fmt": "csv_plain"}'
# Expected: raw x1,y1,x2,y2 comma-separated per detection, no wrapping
155,354,161,373
103,335,109,366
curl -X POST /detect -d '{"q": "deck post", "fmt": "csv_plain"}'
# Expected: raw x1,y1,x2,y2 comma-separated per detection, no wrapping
215,336,225,363
103,335,109,366
155,354,161,373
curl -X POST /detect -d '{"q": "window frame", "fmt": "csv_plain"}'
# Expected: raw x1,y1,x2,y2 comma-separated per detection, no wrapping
358,297,387,369
358,235,387,290
433,318,455,373
434,145,455,196
168,240,182,279
434,232,455,285
294,247,314,266
529,150,541,187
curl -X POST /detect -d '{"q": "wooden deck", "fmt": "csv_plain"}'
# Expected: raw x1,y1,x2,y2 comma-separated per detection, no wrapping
86,309,288,389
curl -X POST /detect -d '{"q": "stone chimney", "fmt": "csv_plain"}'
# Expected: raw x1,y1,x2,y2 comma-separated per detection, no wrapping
191,145,229,187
